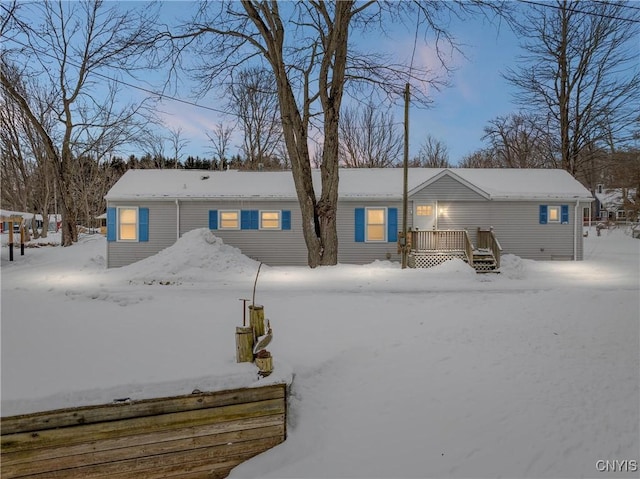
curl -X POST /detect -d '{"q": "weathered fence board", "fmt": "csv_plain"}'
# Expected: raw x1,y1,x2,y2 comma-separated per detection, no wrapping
1,384,287,479
2,385,285,435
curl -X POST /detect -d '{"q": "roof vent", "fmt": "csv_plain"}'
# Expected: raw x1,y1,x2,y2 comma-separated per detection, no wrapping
200,175,210,180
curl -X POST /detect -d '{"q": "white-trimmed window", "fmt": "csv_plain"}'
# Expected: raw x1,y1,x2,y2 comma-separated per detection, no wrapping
416,205,433,216
366,207,386,242
260,211,281,230
219,210,240,229
118,207,138,241
548,206,561,223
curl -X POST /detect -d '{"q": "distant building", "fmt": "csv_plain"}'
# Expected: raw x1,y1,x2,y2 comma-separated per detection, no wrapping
593,184,638,223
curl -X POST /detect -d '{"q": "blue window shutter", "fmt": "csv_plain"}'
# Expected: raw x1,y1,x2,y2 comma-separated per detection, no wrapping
387,208,398,242
209,210,218,230
539,205,548,224
106,207,116,242
138,208,149,242
241,210,259,230
355,208,365,242
561,205,569,224
241,210,251,230
282,210,291,230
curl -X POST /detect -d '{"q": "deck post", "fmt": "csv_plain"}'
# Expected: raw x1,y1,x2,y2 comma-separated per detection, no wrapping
8,221,14,261
20,223,25,255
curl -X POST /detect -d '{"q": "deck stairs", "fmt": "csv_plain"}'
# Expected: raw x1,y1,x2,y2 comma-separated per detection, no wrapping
468,248,499,273
405,229,501,273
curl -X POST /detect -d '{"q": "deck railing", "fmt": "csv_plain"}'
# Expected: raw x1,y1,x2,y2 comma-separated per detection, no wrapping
410,230,474,265
477,228,502,269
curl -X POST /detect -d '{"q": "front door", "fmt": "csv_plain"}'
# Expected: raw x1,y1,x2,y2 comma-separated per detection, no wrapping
413,202,436,230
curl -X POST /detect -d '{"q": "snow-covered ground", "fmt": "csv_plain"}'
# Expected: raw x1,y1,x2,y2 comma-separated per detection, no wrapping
1,227,638,478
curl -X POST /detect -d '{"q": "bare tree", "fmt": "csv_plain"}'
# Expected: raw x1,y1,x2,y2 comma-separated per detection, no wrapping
141,130,168,169
504,0,639,177
481,112,557,168
339,102,402,168
1,0,156,246
0,79,31,214
161,1,508,266
458,149,501,168
168,126,189,169
310,147,323,170
206,122,234,170
228,67,283,170
0,70,58,238
409,135,450,167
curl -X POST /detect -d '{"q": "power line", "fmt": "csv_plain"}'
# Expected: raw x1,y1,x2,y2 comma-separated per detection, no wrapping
6,35,414,135
593,0,640,13
5,37,231,117
409,7,421,77
517,0,640,23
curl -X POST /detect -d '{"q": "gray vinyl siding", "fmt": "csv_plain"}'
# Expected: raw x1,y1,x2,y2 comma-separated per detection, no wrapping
179,200,308,266
107,201,177,268
106,198,405,268
434,200,586,260
337,200,403,264
411,175,486,202
106,194,588,267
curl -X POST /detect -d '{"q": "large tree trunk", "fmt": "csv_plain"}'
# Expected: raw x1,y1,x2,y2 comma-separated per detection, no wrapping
57,173,78,246
314,2,352,266
277,83,324,266
247,1,353,267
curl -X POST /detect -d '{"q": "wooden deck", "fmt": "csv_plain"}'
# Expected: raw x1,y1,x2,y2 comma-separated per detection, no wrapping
404,229,501,272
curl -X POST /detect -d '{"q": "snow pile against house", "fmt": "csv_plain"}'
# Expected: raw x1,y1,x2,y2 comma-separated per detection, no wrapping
120,228,261,284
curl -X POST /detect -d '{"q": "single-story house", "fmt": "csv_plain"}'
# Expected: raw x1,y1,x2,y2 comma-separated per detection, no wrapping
1,211,61,233
104,168,594,269
1,209,33,233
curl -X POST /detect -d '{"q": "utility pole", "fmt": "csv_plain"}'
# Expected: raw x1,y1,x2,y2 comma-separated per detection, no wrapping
402,83,410,269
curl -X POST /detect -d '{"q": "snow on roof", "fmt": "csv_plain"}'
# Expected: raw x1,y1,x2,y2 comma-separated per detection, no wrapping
451,168,594,200
1,209,34,220
594,188,637,210
105,168,594,202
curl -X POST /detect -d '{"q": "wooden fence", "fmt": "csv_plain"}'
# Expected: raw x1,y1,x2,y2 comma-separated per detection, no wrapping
1,383,287,479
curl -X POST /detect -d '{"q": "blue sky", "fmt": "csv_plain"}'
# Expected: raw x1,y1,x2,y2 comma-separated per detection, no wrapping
404,18,521,162
145,2,523,165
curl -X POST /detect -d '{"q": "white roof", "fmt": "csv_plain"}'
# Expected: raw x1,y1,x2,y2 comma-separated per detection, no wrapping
1,209,34,220
105,168,594,202
595,188,637,210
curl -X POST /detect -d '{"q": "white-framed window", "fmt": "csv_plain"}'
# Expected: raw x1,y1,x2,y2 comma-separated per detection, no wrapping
548,206,561,223
260,210,281,230
118,207,138,241
366,207,386,242
219,210,240,229
416,205,433,216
